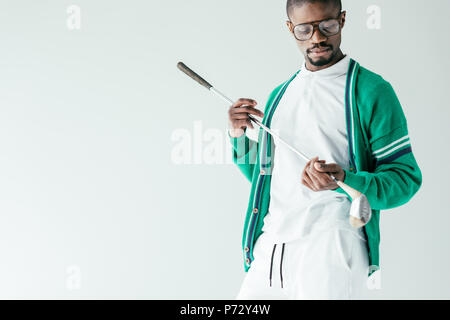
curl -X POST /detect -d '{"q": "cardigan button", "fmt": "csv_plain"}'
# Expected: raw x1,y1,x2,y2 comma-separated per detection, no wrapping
244,247,249,252
260,169,266,175
253,208,259,214
245,258,250,264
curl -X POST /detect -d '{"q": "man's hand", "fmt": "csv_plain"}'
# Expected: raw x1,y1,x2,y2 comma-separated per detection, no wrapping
301,156,346,191
228,98,263,138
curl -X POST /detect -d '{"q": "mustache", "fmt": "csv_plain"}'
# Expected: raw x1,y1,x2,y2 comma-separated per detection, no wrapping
307,44,333,53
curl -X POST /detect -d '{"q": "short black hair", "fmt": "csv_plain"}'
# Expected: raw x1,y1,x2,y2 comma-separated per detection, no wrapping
286,0,342,19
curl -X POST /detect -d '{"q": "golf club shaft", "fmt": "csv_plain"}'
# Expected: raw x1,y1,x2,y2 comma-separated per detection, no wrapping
211,87,310,162
176,61,350,186
210,87,338,182
176,61,371,228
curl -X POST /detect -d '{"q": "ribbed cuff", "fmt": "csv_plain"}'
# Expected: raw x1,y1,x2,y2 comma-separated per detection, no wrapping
334,169,367,200
228,129,247,142
342,169,366,191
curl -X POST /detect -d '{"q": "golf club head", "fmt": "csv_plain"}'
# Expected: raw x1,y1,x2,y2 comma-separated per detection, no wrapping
349,194,372,228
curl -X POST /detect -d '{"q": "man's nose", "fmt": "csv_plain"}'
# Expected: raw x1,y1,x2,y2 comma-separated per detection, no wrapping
310,26,327,44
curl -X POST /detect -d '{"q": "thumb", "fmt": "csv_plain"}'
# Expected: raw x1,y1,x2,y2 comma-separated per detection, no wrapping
316,162,340,172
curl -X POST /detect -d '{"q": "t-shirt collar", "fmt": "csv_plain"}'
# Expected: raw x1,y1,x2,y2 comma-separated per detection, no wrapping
300,54,350,78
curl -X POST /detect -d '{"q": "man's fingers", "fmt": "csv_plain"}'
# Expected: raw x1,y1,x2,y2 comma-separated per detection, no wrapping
308,158,329,185
313,162,343,183
303,157,340,191
228,98,262,132
231,106,264,117
231,99,264,117
304,166,323,191
306,157,321,167
315,162,340,173
311,158,334,179
232,98,257,107
302,171,317,191
234,119,253,129
308,158,334,186
232,113,256,120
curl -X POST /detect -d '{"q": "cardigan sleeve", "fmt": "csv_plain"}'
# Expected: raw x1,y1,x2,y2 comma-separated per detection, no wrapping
228,130,259,183
336,81,422,210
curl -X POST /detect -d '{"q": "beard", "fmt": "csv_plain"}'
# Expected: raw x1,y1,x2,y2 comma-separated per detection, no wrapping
307,47,337,67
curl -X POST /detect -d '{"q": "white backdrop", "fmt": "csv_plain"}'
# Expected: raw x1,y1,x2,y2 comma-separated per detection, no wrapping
0,0,448,299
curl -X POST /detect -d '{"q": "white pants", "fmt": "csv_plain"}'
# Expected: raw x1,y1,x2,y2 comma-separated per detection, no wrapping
236,227,370,299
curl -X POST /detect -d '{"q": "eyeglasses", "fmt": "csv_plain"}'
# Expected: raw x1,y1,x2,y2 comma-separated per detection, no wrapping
289,13,343,41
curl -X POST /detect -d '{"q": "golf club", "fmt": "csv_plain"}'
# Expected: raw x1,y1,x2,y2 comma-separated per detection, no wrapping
177,61,371,228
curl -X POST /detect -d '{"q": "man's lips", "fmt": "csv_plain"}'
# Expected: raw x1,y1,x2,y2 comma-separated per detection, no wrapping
308,47,331,57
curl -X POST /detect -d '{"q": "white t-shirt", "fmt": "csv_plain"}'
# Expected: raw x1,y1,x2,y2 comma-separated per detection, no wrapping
261,54,363,244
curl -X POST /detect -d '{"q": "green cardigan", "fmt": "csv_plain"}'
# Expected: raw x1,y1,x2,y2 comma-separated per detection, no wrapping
228,58,422,275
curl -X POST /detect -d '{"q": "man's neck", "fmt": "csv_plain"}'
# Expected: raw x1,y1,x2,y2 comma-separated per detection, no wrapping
305,49,345,72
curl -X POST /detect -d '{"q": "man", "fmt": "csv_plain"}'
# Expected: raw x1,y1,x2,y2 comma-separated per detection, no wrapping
227,0,422,299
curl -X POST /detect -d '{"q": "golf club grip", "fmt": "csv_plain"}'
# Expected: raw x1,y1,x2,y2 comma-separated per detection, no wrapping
177,62,213,90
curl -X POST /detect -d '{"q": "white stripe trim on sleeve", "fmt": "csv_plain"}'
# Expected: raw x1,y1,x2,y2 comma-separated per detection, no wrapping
372,135,409,155
374,141,411,159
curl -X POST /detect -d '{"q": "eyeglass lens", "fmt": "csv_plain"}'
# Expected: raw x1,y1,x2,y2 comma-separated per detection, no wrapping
294,19,340,40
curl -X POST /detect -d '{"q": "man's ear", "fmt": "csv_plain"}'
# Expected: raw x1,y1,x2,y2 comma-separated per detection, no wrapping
286,20,293,33
340,10,346,28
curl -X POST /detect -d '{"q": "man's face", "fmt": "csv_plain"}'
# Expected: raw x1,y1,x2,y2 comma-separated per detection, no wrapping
286,2,345,67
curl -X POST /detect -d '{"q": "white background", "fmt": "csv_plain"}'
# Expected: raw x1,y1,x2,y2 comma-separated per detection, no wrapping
0,0,448,299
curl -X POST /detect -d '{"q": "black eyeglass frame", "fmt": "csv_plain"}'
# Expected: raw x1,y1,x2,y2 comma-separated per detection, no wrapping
288,12,344,41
